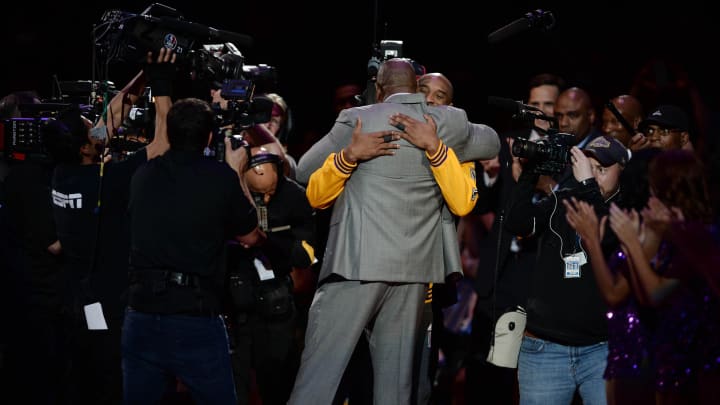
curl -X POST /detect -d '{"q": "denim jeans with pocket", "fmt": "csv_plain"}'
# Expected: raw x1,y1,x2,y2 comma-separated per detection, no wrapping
518,335,608,405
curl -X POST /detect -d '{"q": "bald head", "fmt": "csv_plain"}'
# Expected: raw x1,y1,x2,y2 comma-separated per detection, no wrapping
602,94,644,146
559,87,592,108
555,87,596,143
376,58,417,101
418,73,454,106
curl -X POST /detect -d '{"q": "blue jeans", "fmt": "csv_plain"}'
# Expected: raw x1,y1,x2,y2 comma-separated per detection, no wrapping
518,335,608,405
121,309,237,404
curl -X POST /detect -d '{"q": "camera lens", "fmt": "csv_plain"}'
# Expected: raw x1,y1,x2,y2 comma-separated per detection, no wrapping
512,138,538,160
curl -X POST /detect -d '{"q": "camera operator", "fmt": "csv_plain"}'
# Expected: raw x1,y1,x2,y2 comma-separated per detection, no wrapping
48,49,176,404
123,91,265,404
226,146,316,405
0,99,66,403
465,72,565,404
504,135,627,404
209,84,293,176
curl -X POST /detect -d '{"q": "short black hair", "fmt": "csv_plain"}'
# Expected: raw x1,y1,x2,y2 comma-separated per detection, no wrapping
528,73,567,92
166,98,215,152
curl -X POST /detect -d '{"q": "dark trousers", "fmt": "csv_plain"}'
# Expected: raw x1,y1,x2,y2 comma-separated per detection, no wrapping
66,322,123,405
3,311,69,405
230,304,298,405
121,310,236,405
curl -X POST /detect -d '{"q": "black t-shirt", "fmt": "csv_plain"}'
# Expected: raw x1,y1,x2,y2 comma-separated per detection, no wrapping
3,162,63,315
51,149,147,319
128,150,257,314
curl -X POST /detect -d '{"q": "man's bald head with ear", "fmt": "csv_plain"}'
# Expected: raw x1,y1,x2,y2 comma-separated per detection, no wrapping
418,73,454,106
375,58,417,102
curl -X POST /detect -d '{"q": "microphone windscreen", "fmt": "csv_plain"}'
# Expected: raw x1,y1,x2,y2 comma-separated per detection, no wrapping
488,96,520,113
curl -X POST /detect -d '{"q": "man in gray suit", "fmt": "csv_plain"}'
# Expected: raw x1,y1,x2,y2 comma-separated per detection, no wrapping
288,59,499,404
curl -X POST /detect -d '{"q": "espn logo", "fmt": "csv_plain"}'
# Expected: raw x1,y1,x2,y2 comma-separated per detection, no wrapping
52,190,83,209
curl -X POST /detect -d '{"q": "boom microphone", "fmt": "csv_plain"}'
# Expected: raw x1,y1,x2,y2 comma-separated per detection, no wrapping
488,96,557,126
488,9,556,44
488,96,540,114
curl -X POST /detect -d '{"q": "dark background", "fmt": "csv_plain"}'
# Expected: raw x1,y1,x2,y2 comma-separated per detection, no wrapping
3,1,719,156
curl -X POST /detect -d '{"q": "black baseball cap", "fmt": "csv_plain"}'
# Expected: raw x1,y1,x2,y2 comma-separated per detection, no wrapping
640,104,689,131
583,135,629,167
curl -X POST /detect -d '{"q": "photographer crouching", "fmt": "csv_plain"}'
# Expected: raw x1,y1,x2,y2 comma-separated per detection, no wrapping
504,135,627,404
226,146,316,405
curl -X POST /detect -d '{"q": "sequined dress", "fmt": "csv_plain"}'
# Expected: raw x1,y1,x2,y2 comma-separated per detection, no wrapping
604,250,654,379
652,239,720,392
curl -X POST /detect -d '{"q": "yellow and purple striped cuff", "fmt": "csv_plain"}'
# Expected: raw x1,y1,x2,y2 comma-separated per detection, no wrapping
426,141,448,167
334,150,358,175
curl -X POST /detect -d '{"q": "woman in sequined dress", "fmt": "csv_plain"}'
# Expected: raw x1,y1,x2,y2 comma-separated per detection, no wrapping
609,150,720,404
564,148,660,405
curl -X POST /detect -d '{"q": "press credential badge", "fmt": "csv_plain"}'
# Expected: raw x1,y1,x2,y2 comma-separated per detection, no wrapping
563,251,587,278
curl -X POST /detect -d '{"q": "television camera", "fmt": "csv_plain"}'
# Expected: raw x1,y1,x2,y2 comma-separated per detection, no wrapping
359,40,426,106
94,3,277,155
511,132,575,176
488,95,571,175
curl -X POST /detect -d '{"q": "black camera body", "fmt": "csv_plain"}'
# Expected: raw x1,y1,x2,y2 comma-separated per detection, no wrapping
96,4,196,66
208,80,274,162
0,103,80,163
360,40,426,106
1,117,52,162
95,4,272,90
512,132,575,175
216,80,274,130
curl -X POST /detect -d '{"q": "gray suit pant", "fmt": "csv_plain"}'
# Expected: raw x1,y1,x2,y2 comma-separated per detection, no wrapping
288,279,426,405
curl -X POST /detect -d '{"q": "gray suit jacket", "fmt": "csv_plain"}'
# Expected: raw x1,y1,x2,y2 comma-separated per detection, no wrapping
297,93,499,283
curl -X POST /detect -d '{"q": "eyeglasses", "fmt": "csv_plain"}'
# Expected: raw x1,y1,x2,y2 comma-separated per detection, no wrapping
645,127,682,136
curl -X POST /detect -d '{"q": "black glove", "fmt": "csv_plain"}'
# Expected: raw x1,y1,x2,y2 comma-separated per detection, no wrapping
143,57,177,97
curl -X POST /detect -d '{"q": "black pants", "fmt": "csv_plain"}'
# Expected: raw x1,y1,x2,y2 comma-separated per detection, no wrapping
64,315,124,405
230,303,298,405
3,310,69,404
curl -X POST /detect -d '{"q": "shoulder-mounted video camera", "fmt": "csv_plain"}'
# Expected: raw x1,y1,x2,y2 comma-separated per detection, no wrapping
359,40,426,106
95,3,277,93
511,131,575,175
95,3,278,159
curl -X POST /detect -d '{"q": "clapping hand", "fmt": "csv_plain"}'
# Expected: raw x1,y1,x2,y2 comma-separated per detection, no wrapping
609,203,642,247
564,197,604,244
641,196,684,239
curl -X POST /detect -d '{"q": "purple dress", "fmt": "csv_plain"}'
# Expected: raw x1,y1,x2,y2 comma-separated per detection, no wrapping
652,238,720,392
604,250,654,379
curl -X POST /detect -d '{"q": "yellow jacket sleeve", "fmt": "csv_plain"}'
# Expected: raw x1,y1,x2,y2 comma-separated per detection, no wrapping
305,150,356,209
427,141,478,216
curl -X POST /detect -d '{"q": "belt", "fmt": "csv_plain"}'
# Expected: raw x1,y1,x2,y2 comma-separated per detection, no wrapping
129,270,200,288
128,306,221,318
